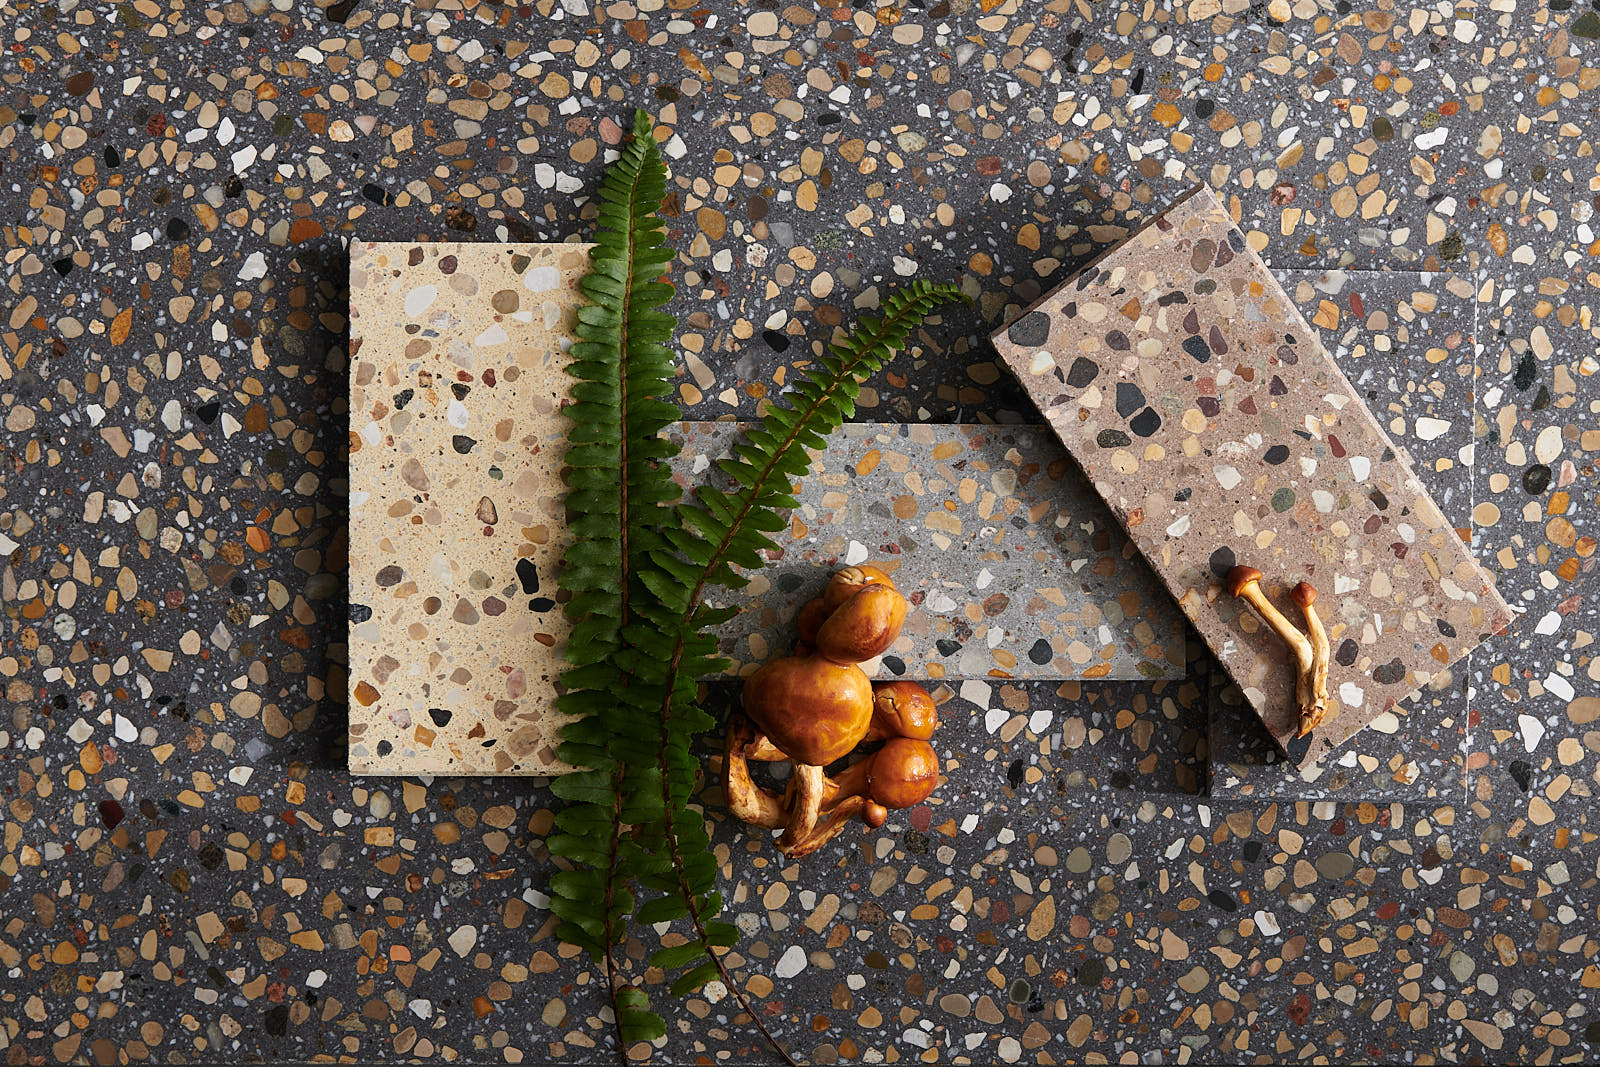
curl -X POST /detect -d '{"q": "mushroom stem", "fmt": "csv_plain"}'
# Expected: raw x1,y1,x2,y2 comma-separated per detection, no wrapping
1291,582,1331,737
827,756,873,799
1224,566,1314,667
722,716,788,829
745,735,788,761
724,718,878,855
1225,564,1324,738
778,763,827,853
780,795,870,858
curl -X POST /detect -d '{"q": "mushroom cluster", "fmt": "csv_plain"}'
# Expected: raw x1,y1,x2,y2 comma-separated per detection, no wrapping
1224,565,1331,737
724,565,942,857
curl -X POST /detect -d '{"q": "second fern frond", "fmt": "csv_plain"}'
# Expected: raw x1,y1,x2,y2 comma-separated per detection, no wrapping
551,108,963,1064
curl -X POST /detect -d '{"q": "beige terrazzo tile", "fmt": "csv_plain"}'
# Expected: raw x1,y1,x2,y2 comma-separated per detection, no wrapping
348,241,587,775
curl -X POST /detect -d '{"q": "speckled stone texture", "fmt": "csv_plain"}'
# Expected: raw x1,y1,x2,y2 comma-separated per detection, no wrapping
2,1,1599,1064
1210,269,1486,799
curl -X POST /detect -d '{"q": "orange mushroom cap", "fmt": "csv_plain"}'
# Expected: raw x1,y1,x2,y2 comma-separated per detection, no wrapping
741,655,873,767
866,737,940,809
821,564,896,614
816,584,907,664
870,681,938,740
1224,564,1263,597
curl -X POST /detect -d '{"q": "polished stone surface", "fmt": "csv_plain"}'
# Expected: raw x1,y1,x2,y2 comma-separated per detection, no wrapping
991,189,1511,767
1,2,1597,1063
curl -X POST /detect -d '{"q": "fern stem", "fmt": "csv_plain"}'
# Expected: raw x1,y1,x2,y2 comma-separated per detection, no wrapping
553,108,676,1064
659,793,800,1066
647,291,956,1062
601,775,630,1067
601,114,655,1067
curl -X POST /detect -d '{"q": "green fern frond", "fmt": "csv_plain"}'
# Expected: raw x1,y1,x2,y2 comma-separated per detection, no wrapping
550,108,680,1058
550,108,963,1066
626,281,962,1047
684,280,964,597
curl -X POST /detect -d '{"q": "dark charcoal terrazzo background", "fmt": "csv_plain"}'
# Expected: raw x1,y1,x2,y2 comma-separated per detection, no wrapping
1,0,1598,1063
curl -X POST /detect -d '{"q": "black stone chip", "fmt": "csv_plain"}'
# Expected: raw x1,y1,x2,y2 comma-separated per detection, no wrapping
1207,890,1237,911
1128,408,1161,437
1006,310,1052,348
1513,351,1538,390
1508,760,1533,792
1065,357,1099,388
1372,658,1406,685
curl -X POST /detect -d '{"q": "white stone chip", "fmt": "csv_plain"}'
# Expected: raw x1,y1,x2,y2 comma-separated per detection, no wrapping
447,924,478,957
1518,713,1545,753
772,944,807,979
